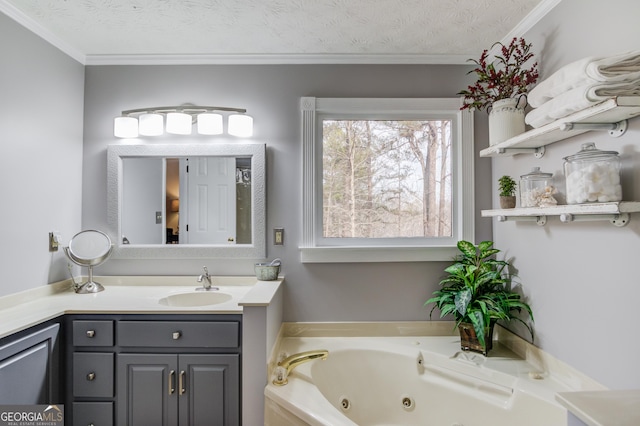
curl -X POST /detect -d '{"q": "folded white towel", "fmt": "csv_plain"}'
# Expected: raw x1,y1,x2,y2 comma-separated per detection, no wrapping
525,80,640,128
529,51,640,107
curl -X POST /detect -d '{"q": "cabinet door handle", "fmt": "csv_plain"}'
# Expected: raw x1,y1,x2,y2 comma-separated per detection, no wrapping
169,370,175,395
179,370,186,395
86,330,95,338
172,331,181,340
86,372,96,381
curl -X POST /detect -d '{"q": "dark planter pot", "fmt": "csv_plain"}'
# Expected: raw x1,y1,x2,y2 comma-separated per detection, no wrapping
458,321,495,356
499,196,516,209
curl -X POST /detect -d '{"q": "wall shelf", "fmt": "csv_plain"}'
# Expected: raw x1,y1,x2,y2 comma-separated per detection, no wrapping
480,96,640,157
482,202,640,227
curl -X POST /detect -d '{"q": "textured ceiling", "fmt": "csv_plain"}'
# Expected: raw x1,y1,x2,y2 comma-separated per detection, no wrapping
1,0,553,64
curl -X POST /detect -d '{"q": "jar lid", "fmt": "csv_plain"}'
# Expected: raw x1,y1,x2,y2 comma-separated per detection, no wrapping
563,143,619,161
520,166,552,180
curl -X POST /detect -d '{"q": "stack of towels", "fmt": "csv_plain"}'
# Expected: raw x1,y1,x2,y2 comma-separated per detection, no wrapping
525,51,640,128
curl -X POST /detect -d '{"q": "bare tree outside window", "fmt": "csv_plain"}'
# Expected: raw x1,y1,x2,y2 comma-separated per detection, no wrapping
322,119,452,239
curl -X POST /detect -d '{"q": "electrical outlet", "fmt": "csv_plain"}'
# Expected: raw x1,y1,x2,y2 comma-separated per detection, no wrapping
274,228,284,245
49,232,61,252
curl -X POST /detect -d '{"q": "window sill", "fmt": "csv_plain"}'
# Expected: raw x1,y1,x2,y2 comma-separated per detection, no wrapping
299,246,458,263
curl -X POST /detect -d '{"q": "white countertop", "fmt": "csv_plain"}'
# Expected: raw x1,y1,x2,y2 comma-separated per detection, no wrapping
556,390,640,426
0,275,283,339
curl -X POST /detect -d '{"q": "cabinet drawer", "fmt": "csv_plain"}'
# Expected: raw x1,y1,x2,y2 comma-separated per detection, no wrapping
73,320,114,347
72,402,113,426
117,321,239,348
73,353,114,397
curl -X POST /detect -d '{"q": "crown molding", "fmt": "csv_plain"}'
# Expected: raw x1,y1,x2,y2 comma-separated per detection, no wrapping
491,0,563,56
84,53,472,66
0,0,86,64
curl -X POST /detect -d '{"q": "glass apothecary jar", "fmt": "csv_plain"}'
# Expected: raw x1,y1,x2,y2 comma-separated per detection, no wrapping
520,167,557,207
563,143,622,204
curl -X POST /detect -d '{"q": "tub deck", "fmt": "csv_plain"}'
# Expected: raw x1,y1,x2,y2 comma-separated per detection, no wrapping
265,322,605,426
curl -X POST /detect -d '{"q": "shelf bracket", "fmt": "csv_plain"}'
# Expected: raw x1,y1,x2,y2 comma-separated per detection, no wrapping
496,146,545,158
559,120,628,138
559,213,630,227
497,215,547,226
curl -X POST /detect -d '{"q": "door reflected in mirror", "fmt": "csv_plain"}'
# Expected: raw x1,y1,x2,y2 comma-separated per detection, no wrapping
107,143,266,260
121,156,252,245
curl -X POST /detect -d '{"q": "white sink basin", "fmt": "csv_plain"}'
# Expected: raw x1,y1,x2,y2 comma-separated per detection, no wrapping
159,291,233,307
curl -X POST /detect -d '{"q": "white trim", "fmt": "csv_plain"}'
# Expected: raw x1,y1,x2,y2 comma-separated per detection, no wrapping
84,53,472,66
107,143,266,259
491,0,563,56
300,246,460,263
0,0,86,64
300,97,474,263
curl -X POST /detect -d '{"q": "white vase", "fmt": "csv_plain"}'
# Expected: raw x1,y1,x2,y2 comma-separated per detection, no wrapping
488,98,526,146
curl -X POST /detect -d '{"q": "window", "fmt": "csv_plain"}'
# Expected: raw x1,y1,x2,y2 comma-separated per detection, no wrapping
301,98,474,263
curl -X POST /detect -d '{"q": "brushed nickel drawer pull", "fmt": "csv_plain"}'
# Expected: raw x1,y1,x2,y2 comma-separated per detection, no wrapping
179,370,186,395
169,370,175,394
86,372,96,381
86,330,95,338
172,331,181,340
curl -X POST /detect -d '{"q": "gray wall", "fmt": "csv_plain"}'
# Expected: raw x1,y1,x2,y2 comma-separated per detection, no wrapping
498,0,640,389
81,63,493,323
0,13,84,295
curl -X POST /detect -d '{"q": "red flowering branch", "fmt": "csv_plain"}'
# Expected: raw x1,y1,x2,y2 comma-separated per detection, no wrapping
458,37,539,112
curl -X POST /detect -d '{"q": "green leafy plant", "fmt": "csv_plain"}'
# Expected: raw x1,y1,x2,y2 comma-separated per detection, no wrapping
458,37,539,111
498,175,517,197
425,240,534,350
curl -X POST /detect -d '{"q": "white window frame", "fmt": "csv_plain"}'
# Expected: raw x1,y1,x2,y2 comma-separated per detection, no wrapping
300,97,474,263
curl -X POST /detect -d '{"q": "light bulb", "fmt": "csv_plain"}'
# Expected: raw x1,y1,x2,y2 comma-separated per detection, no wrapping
139,113,164,136
197,113,223,135
166,112,192,135
114,116,138,138
228,114,253,137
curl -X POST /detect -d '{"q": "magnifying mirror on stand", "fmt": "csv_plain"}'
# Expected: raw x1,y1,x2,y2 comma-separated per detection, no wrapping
64,230,113,294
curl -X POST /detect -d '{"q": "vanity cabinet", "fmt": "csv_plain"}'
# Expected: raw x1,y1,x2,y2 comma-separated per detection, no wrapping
66,314,241,426
0,320,61,405
117,353,238,426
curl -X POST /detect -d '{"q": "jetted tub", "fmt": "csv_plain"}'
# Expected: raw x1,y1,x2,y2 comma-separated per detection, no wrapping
265,324,604,426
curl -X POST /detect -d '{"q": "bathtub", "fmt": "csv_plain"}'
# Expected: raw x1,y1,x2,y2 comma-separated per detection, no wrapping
265,323,605,426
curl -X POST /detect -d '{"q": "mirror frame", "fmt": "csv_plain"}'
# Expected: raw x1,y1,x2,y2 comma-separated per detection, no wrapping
107,143,266,259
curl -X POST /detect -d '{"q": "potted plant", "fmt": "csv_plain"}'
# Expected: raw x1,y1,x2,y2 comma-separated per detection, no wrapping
498,175,517,209
425,240,534,355
457,37,539,145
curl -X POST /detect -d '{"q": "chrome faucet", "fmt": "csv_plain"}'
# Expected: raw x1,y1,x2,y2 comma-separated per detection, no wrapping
272,350,329,386
196,266,218,291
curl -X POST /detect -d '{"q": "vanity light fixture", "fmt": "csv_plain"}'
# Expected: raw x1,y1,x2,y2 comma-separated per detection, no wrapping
113,105,253,138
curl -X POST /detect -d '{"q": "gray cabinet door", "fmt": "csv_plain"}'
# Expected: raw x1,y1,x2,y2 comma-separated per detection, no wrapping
117,354,178,426
118,354,239,426
178,354,239,426
0,323,60,404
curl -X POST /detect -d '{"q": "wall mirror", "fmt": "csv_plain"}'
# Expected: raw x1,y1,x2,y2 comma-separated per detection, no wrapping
107,143,266,259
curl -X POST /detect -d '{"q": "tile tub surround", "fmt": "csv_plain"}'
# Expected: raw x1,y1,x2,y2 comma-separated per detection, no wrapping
266,322,608,425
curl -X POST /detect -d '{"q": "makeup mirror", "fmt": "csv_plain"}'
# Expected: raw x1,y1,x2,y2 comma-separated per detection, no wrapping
64,229,113,293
